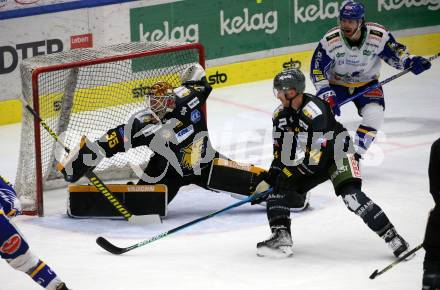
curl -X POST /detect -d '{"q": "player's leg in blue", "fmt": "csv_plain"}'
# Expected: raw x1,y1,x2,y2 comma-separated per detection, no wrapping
353,82,385,156
0,212,68,289
0,175,69,290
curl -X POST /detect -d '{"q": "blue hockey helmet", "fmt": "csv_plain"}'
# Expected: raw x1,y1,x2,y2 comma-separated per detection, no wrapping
339,1,365,20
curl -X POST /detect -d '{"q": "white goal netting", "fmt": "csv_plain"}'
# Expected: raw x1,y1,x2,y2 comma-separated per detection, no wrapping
15,41,204,216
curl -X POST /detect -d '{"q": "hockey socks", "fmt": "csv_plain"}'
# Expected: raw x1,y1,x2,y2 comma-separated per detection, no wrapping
266,191,291,229
28,260,64,289
355,124,377,155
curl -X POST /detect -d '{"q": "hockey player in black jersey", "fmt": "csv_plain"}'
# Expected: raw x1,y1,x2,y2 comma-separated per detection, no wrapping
423,138,440,290
57,64,269,217
255,68,410,258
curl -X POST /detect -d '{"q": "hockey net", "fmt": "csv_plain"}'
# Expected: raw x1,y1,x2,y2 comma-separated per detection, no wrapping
15,41,205,216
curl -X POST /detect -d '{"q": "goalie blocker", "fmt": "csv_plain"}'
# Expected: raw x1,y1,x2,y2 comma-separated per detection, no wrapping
68,158,267,218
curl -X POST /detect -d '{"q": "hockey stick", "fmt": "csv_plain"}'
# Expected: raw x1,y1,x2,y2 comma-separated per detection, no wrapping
339,52,440,107
96,188,273,255
369,243,423,279
21,98,133,221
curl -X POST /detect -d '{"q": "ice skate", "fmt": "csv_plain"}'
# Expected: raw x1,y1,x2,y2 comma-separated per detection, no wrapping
382,227,414,259
257,226,293,258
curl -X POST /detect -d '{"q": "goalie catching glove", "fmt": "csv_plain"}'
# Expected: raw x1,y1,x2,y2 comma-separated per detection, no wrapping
57,136,105,183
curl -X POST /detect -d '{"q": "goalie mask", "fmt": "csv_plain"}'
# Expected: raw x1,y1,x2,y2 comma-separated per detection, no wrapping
147,81,176,119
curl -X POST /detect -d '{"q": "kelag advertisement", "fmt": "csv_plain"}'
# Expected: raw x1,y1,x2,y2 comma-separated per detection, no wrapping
1,0,439,106
130,0,440,60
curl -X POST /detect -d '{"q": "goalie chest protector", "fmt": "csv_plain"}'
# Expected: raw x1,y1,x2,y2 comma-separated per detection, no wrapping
68,184,167,218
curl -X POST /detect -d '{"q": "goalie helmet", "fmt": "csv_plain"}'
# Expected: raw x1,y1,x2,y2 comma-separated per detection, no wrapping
148,81,176,119
273,69,306,96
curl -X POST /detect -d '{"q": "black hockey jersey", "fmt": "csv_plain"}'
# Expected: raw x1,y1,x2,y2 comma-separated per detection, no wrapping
270,93,347,179
97,78,214,176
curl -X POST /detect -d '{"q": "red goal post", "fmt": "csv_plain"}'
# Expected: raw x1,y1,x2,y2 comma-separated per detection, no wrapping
15,41,205,216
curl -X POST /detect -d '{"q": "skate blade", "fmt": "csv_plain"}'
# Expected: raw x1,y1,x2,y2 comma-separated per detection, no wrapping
291,202,310,212
256,246,293,258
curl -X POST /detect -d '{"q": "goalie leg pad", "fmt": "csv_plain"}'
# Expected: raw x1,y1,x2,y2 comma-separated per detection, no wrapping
207,158,265,195
68,184,168,218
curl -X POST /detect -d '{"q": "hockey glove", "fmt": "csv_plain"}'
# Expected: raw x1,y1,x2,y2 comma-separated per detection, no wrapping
57,136,105,183
250,171,271,205
404,56,431,75
272,167,295,195
317,87,340,116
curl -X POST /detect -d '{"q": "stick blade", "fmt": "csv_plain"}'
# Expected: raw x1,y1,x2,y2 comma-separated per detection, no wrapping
369,269,379,280
96,237,127,255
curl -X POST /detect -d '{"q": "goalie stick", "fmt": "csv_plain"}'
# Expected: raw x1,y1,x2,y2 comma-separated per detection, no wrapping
340,51,440,107
21,98,134,221
369,243,423,279
96,188,273,255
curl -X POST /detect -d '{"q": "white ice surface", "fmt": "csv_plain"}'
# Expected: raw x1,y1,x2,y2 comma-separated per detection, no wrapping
0,64,439,290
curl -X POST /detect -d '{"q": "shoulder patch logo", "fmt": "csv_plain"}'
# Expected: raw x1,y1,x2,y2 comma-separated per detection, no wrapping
370,30,383,38
326,32,339,42
302,101,322,120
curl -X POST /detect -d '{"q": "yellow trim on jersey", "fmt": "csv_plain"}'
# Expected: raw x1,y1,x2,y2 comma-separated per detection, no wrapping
282,167,293,177
0,209,4,215
330,81,372,88
0,175,12,185
357,128,377,137
6,209,17,217
30,262,46,278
